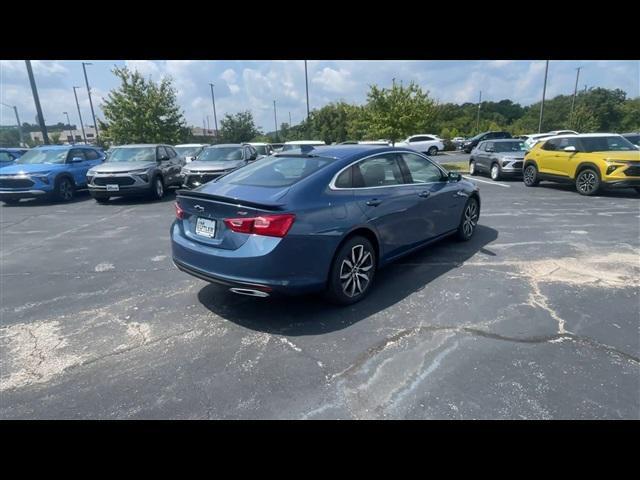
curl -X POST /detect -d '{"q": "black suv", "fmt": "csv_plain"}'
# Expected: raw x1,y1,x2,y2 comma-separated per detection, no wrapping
462,131,512,153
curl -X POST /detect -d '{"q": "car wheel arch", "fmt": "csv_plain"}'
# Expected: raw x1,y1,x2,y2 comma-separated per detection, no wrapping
327,227,381,283
55,173,76,187
575,162,601,179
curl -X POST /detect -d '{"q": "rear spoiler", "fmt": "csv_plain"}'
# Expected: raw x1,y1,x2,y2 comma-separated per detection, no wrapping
176,189,286,211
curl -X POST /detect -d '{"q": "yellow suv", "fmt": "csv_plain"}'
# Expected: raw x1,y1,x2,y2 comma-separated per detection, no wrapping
523,133,640,195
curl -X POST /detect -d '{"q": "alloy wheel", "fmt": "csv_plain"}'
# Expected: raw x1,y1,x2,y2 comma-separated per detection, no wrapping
60,179,73,201
462,200,479,238
339,244,373,298
577,171,597,194
524,166,535,185
491,164,499,180
156,178,164,198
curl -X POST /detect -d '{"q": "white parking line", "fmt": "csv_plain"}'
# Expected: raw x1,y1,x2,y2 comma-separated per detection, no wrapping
462,176,511,188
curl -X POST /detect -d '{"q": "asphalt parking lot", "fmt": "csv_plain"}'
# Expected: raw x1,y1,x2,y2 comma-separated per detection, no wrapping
1,177,639,419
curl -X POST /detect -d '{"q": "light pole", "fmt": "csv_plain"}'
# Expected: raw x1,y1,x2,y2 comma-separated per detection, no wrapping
475,91,482,134
82,62,99,142
570,66,582,126
206,115,210,134
72,87,87,143
1,102,24,146
538,60,549,133
63,111,73,144
273,100,279,142
304,60,310,121
209,83,218,139
289,111,292,127
25,60,49,145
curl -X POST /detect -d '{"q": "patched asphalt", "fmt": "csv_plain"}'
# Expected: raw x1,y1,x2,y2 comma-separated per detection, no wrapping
0,178,638,419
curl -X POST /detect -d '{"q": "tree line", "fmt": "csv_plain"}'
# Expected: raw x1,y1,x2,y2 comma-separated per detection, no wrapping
1,67,637,148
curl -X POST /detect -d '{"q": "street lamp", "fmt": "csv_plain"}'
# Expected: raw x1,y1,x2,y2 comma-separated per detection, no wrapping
82,62,99,142
304,60,310,121
273,100,278,142
63,112,73,144
72,86,87,144
209,83,218,139
538,60,550,133
1,102,24,146
25,60,49,145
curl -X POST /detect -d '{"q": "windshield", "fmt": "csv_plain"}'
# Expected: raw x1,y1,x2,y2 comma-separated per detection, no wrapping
580,136,637,152
175,146,204,157
624,135,640,146
197,147,243,161
108,147,156,162
252,145,269,155
15,149,67,165
494,141,526,152
218,155,334,187
281,143,322,151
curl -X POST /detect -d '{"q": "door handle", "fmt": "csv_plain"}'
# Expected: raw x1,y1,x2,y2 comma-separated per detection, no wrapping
366,198,382,207
417,191,430,198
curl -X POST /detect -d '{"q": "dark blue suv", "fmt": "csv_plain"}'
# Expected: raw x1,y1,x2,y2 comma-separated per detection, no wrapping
0,145,105,204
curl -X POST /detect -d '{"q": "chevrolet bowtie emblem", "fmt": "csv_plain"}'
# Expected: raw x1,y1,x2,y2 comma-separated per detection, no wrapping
194,205,205,212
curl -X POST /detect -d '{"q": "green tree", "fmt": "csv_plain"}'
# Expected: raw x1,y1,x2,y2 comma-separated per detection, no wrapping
99,66,189,144
364,80,437,144
619,98,640,132
50,132,61,144
219,111,262,143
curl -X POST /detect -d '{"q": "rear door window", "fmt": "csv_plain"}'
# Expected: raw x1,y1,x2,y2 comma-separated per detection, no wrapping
353,154,404,188
84,149,100,160
68,149,86,162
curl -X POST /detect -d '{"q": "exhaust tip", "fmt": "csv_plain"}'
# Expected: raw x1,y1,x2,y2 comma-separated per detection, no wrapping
229,288,270,298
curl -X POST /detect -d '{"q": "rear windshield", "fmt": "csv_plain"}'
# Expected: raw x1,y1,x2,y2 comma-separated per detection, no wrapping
579,136,637,152
494,141,526,152
218,155,334,187
108,147,156,162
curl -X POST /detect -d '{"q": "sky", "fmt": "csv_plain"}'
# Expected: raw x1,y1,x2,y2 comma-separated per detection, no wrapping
1,60,638,133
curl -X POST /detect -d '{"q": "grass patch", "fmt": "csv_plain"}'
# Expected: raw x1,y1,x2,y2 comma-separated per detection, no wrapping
439,163,468,172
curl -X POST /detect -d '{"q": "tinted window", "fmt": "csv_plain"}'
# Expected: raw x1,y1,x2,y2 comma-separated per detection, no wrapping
353,155,404,188
0,152,14,162
542,139,560,151
220,155,334,188
335,167,353,188
68,149,86,161
157,146,168,159
400,153,443,183
494,141,526,152
107,147,156,162
198,147,244,161
579,136,637,152
409,136,426,143
485,142,494,151
84,149,100,160
165,146,177,157
424,136,435,141
623,135,640,146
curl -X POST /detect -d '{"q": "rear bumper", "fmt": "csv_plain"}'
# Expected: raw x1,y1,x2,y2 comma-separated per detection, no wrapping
170,220,336,295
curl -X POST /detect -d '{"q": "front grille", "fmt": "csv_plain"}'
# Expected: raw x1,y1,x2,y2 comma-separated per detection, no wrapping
0,178,34,189
93,176,136,186
512,161,523,169
624,166,640,177
185,173,220,188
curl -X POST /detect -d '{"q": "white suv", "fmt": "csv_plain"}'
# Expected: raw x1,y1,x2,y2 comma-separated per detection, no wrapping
396,134,444,156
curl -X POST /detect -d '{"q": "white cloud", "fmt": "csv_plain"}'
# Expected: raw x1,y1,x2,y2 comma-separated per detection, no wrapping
124,60,160,78
221,69,237,84
312,67,356,94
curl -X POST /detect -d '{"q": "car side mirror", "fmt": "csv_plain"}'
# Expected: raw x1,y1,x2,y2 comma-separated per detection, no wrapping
448,171,462,182
486,147,495,153
563,146,576,152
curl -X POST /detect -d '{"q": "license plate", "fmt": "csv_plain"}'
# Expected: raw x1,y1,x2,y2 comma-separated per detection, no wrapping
195,217,216,238
106,184,119,192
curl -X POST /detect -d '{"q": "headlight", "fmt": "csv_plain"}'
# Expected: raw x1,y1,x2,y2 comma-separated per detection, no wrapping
180,168,190,175
87,169,96,176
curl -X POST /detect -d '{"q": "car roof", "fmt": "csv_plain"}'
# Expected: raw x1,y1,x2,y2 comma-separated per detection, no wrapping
112,144,166,148
277,144,410,161
175,143,208,147
247,142,270,145
480,138,522,143
205,143,245,148
284,140,325,144
33,145,99,150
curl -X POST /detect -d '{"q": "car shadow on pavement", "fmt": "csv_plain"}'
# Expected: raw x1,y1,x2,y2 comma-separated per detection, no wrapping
95,188,179,206
534,183,640,198
1,189,94,207
197,224,499,336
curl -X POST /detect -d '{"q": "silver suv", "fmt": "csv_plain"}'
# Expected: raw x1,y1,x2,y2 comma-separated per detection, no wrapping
180,144,258,189
87,144,185,203
469,139,527,181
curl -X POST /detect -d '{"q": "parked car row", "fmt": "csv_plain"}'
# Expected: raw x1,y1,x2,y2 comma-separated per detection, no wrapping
468,133,640,196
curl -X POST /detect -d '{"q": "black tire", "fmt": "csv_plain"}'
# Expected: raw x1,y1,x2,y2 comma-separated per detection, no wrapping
54,176,75,202
325,235,376,305
490,163,501,181
94,196,110,204
456,196,479,241
149,175,165,200
427,146,438,156
469,160,477,176
2,199,20,205
575,168,601,196
523,164,539,187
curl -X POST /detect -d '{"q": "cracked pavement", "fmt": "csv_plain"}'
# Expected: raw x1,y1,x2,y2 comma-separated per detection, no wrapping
0,180,639,419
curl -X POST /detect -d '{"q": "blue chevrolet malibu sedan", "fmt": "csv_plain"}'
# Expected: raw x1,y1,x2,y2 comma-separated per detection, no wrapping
171,145,480,304
0,145,105,204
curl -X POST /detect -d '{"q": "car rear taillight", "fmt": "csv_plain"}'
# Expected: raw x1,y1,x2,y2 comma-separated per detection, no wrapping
224,214,295,238
175,202,185,219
